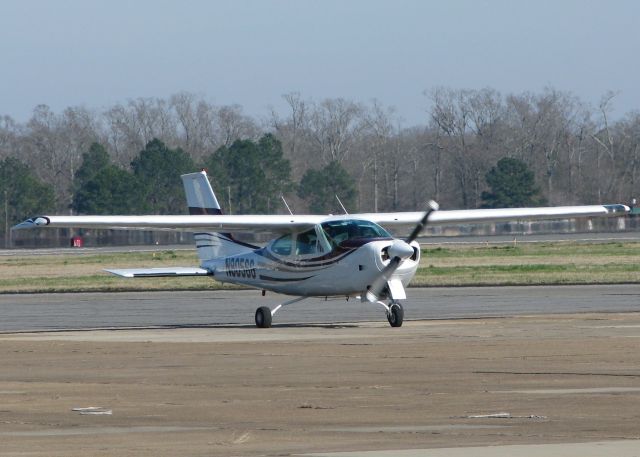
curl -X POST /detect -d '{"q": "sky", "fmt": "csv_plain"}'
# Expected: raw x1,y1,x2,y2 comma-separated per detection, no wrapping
1,0,639,126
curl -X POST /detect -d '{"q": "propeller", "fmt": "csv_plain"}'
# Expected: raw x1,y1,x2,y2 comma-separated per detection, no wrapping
365,200,439,303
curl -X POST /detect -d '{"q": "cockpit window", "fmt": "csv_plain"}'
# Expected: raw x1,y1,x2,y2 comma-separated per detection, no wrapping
321,220,392,246
271,233,292,255
270,221,389,256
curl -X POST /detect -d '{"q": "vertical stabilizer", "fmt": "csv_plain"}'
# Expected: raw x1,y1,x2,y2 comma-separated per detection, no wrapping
182,170,222,216
181,171,254,261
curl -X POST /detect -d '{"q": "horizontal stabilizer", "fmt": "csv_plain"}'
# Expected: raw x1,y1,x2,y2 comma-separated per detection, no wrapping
105,267,211,278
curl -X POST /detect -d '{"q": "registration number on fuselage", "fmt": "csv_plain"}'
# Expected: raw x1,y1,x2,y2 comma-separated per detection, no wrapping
225,257,257,279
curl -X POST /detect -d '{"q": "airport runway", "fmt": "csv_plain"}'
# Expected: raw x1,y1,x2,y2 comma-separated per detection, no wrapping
1,284,640,332
2,285,640,456
2,311,640,456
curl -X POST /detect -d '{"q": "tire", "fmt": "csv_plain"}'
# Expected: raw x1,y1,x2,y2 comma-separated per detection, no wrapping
255,306,272,328
387,303,404,327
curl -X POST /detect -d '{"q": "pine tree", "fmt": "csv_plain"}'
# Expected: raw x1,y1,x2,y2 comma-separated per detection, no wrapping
298,161,357,213
481,157,546,208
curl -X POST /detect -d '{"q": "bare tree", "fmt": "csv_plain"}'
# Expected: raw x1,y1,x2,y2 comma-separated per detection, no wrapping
505,89,587,204
590,91,621,201
308,98,364,165
0,115,21,160
170,92,222,160
269,92,312,180
428,87,503,208
103,97,178,166
215,104,259,147
21,105,99,209
361,100,395,211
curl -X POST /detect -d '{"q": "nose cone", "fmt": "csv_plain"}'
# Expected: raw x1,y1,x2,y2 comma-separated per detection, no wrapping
387,240,415,260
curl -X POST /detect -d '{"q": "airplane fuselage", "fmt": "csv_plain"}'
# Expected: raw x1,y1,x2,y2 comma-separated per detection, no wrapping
203,239,421,297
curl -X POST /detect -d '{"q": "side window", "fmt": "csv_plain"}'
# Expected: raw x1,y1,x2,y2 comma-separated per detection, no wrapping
271,234,292,255
295,228,321,255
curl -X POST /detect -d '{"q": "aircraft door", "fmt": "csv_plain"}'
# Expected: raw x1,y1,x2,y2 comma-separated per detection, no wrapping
267,226,330,260
294,226,328,259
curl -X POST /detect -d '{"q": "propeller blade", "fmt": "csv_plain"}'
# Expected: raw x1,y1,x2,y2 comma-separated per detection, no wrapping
365,200,439,303
406,200,439,243
365,257,402,303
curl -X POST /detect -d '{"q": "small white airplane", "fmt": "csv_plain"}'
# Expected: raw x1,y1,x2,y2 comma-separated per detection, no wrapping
14,171,629,328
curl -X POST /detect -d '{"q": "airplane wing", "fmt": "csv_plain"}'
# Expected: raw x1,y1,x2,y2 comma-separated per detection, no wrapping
13,204,628,233
350,204,629,227
12,214,326,233
105,267,211,278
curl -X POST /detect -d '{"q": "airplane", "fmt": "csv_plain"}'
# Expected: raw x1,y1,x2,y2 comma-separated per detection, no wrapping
13,170,630,328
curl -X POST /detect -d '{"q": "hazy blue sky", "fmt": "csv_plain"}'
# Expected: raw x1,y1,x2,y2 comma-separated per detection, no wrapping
1,0,638,125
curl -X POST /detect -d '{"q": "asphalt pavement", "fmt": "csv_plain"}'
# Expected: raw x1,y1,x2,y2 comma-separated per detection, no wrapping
1,284,639,332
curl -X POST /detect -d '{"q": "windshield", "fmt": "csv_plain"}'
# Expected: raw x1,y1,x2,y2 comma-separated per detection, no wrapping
321,219,391,246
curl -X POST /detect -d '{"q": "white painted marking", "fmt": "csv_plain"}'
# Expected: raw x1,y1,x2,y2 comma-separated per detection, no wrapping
0,426,212,437
320,425,507,433
493,387,640,395
301,440,640,457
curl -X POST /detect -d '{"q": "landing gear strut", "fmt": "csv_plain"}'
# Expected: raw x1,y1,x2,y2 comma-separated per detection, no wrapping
368,298,405,328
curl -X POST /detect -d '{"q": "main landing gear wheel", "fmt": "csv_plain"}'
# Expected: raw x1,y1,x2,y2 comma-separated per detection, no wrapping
387,302,404,327
255,306,272,328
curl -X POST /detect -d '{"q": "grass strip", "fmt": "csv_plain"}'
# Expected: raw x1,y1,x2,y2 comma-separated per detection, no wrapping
1,242,640,293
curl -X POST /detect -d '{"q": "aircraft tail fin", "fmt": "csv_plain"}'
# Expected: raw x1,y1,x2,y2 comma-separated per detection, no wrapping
181,171,255,261
181,170,223,216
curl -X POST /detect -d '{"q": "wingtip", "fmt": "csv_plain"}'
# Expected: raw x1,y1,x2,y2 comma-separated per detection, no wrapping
603,204,631,214
11,216,50,230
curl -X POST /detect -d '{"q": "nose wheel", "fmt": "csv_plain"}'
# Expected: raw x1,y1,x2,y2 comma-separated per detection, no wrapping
387,302,404,327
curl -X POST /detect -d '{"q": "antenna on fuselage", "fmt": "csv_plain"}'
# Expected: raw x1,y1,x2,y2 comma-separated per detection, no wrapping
281,195,294,215
335,195,349,215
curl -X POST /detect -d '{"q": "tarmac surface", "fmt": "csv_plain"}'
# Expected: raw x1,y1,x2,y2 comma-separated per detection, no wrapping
1,285,640,331
2,286,640,456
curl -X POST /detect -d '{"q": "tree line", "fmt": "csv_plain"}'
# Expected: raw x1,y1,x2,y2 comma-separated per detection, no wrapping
1,87,639,241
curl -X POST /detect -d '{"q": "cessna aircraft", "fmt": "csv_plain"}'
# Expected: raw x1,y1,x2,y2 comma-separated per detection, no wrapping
14,171,629,328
